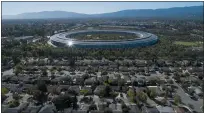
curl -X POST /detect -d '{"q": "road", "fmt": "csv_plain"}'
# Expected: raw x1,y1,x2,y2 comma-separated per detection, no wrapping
155,72,203,112
172,78,203,112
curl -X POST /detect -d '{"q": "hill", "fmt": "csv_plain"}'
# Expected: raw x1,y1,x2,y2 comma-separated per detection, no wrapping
2,6,203,20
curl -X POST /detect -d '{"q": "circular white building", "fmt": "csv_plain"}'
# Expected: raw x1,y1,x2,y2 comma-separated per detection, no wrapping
49,30,158,49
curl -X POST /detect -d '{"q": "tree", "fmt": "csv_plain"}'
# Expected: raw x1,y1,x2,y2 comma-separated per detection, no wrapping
12,56,21,66
80,89,89,96
148,77,159,86
69,57,76,67
53,95,72,112
42,69,48,76
127,88,136,103
160,98,167,105
72,95,78,110
174,95,181,105
13,93,21,100
14,64,23,76
173,73,181,83
1,87,9,95
121,102,130,113
37,80,47,92
57,67,62,72
101,71,108,75
82,73,89,81
2,94,7,103
87,103,97,113
9,100,20,108
137,91,147,103
104,85,111,97
131,80,138,86
33,90,47,104
149,89,156,99
184,72,190,81
198,74,203,80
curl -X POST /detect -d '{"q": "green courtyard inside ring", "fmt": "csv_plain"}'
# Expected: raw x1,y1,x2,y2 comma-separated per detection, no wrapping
67,31,139,41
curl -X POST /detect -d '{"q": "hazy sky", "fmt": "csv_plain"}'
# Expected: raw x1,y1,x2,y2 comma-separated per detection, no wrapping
2,2,203,15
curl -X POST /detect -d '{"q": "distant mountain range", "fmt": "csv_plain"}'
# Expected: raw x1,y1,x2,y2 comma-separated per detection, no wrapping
2,6,203,19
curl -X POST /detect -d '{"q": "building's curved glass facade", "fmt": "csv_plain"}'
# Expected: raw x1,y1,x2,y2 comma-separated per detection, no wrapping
49,30,158,49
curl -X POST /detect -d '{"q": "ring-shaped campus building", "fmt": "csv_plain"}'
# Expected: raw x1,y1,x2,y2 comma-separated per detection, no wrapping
49,30,158,49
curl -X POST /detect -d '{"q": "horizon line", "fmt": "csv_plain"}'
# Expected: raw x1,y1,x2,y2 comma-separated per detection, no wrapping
3,5,202,16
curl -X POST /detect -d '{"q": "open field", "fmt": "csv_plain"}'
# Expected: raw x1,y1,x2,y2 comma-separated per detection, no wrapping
174,41,203,46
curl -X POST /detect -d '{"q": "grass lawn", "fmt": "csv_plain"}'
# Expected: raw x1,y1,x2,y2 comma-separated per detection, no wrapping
174,41,203,46
2,87,9,95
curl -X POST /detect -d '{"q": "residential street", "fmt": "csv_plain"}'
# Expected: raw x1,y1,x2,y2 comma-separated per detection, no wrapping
172,78,203,113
